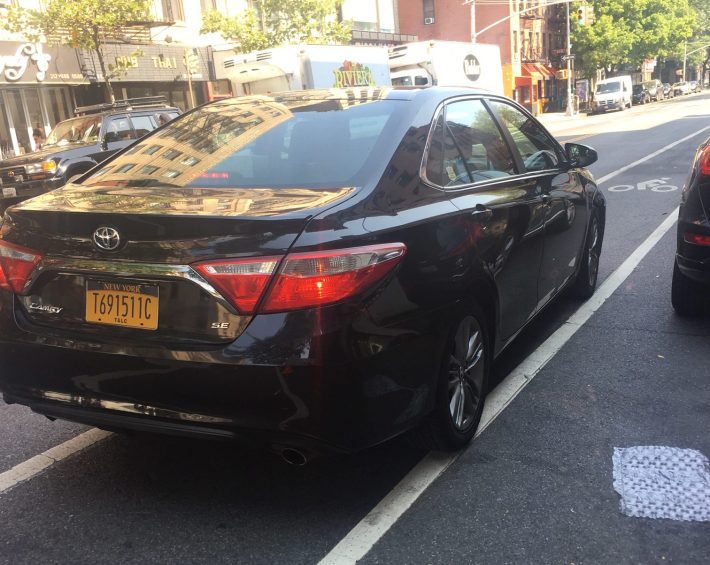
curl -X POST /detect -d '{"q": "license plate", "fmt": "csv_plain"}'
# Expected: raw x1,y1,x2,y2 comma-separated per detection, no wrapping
85,280,159,330
2,187,16,197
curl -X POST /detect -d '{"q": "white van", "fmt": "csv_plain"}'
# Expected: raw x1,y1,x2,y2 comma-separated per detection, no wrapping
591,76,633,113
389,41,504,95
220,45,391,96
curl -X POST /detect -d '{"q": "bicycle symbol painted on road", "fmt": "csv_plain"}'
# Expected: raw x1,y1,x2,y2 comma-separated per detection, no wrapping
607,178,678,192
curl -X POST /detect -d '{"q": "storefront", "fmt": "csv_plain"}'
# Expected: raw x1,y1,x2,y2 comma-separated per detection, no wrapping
78,44,213,111
0,41,87,159
515,63,556,115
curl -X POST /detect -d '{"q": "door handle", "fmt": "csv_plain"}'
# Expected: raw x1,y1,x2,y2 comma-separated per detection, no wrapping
472,204,493,220
541,193,551,204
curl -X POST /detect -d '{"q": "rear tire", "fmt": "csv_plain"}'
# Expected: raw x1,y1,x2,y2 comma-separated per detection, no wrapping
411,307,489,451
571,212,603,299
672,260,707,316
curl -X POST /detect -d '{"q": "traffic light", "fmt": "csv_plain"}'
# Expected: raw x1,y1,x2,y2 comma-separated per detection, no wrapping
577,7,586,25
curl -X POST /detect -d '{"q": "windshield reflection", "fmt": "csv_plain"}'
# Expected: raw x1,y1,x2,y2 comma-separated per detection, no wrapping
82,89,397,191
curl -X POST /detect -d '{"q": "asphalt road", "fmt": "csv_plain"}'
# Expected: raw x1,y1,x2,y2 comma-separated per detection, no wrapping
1,92,709,564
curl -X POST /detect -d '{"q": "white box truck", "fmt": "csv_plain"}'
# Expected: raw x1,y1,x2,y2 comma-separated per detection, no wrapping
388,41,504,95
591,75,633,113
221,44,392,96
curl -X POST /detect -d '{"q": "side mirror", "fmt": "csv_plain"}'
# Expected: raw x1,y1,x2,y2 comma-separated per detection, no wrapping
103,131,120,148
566,142,598,168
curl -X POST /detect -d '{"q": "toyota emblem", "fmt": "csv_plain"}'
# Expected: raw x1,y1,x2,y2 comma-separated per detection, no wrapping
93,227,121,251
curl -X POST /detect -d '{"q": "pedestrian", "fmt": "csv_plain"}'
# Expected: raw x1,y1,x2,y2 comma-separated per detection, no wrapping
32,128,44,150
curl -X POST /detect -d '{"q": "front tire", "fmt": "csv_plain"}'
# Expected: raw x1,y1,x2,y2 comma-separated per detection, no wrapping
571,212,603,299
413,309,489,451
672,260,707,316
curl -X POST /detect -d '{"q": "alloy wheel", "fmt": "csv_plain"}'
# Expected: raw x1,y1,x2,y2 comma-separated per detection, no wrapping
587,217,600,287
447,316,485,431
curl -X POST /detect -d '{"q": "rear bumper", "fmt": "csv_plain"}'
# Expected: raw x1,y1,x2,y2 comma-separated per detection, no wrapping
0,297,445,454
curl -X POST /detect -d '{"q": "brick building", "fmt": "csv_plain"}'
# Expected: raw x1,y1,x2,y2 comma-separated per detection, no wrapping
397,0,563,114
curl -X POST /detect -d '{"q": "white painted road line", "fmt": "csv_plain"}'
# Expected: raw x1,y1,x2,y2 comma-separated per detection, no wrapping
319,208,680,565
596,125,710,185
0,428,112,495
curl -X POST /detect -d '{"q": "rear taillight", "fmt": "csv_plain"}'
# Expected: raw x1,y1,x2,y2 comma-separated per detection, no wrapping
684,232,710,246
193,243,406,315
261,243,406,313
193,256,282,315
701,146,710,176
0,240,42,293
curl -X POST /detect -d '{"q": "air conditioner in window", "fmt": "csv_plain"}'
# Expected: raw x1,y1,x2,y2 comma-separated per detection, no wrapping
424,17,435,25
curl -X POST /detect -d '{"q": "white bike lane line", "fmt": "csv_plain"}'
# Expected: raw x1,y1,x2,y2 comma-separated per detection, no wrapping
318,126,710,565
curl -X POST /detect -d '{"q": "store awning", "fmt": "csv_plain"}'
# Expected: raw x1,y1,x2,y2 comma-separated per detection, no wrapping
521,63,556,80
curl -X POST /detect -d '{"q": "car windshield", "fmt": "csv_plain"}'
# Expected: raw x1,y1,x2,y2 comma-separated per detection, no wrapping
83,95,408,190
44,116,102,147
596,82,620,94
44,116,101,147
633,85,644,94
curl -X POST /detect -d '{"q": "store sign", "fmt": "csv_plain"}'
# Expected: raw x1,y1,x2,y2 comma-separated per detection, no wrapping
0,43,51,82
86,44,208,83
0,41,87,84
333,61,375,88
463,54,481,82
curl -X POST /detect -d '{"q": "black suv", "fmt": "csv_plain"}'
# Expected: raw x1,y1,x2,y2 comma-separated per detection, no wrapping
0,97,180,212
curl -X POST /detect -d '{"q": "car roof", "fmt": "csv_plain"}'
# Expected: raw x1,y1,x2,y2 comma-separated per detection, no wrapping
209,86,505,109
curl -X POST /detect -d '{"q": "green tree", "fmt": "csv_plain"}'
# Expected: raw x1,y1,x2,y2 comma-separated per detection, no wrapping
201,0,351,52
687,0,710,84
572,0,695,78
3,0,153,103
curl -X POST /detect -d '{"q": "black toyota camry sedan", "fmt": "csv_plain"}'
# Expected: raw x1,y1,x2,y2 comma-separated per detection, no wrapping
672,136,710,315
0,87,604,461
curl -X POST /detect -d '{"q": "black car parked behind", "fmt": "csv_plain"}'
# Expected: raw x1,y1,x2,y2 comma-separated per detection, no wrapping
672,137,710,314
0,88,605,460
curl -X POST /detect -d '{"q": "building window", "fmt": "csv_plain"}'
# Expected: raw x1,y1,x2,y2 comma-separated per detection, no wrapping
161,0,184,22
423,0,435,24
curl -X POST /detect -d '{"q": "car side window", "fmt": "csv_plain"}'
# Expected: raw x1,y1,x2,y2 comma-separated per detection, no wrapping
488,100,560,173
130,115,156,138
104,117,133,143
425,99,516,188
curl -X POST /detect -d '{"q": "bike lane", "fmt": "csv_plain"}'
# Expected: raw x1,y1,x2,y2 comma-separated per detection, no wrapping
359,202,710,565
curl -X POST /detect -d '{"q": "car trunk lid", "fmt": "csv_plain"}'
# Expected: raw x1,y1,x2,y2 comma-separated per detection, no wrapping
2,183,356,345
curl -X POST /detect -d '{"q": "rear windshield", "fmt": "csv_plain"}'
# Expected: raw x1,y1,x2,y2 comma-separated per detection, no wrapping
83,95,407,190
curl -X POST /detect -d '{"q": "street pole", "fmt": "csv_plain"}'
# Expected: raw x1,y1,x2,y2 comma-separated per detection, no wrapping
470,0,476,43
565,1,573,116
185,48,197,110
683,43,710,84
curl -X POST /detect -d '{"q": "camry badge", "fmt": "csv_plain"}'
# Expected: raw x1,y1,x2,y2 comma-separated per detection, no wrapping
29,302,63,314
93,226,121,251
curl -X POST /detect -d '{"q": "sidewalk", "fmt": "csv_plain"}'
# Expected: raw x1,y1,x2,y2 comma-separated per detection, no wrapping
537,111,591,135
